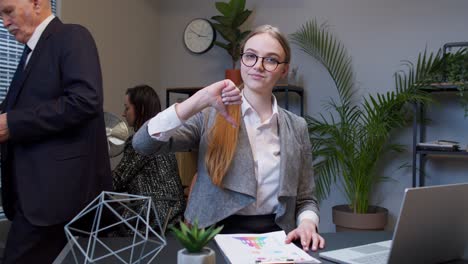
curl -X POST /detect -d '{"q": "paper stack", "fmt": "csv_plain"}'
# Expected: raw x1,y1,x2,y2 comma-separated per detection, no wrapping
416,140,461,151
214,231,321,264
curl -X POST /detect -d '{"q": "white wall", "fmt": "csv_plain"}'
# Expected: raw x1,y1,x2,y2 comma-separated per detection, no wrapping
155,0,468,232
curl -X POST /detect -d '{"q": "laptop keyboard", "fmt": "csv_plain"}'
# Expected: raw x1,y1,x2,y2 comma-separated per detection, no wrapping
351,252,389,264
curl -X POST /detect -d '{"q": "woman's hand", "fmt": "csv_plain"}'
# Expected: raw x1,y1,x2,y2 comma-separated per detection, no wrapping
209,80,242,126
175,80,242,126
285,219,325,251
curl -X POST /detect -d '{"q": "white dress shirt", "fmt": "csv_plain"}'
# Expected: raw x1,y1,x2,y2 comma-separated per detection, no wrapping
236,93,280,215
25,14,55,65
147,92,319,227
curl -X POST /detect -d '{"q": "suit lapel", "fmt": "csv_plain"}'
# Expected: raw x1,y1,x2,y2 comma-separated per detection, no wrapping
277,109,297,197
222,109,297,198
4,50,28,111
221,118,257,197
5,18,62,110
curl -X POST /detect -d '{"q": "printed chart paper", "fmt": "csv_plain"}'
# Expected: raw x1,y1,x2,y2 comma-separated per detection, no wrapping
214,231,321,263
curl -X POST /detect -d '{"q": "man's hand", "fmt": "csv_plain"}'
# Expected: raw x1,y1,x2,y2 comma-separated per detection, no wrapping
285,219,325,252
0,113,10,143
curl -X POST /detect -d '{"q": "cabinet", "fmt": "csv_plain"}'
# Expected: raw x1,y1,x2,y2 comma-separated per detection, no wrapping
412,86,468,187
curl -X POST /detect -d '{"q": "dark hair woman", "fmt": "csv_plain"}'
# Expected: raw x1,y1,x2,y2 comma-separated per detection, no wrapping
113,84,185,234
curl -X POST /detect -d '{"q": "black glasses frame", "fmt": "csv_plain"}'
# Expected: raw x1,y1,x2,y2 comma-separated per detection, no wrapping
240,53,288,72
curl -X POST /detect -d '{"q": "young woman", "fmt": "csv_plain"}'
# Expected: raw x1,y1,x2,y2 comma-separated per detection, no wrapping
133,26,325,251
112,85,186,232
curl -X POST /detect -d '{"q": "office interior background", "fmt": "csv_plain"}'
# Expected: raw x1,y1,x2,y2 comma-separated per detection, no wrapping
1,0,468,236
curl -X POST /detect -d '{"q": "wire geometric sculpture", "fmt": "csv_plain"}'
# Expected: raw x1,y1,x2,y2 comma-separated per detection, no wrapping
64,191,167,264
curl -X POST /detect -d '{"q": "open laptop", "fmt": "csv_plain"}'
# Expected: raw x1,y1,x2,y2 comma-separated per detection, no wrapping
319,183,468,264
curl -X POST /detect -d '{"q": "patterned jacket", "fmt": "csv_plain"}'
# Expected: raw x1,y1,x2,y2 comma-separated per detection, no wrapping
113,136,186,232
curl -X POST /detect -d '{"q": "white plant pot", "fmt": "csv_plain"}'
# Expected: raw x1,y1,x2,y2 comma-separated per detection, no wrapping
177,247,215,264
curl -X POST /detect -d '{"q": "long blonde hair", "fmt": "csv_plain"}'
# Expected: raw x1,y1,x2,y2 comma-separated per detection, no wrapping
205,25,291,187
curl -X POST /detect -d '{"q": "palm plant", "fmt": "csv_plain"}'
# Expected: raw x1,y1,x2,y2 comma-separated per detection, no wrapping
290,19,443,214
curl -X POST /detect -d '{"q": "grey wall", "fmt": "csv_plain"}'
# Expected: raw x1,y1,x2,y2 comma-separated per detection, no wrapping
155,0,468,232
61,0,160,168
61,0,160,116
58,0,468,233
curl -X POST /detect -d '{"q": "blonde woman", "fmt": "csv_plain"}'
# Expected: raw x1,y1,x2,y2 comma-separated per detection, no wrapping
133,25,325,251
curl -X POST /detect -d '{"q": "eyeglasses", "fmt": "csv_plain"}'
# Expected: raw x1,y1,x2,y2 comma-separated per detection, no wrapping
240,52,288,72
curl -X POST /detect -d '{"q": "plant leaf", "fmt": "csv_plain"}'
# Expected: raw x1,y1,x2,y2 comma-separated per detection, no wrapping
215,2,231,17
211,0,252,65
211,15,232,26
233,10,252,28
232,0,246,15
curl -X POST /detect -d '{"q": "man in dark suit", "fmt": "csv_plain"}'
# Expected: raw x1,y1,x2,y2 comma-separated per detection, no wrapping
0,0,112,263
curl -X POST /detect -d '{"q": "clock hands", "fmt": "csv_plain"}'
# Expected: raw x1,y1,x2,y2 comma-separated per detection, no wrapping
184,19,215,54
189,28,208,38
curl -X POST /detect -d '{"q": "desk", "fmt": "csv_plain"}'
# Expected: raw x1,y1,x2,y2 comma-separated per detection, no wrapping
56,232,391,263
55,231,468,264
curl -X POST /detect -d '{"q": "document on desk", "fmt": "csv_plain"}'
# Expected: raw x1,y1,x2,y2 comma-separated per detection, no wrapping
214,231,321,264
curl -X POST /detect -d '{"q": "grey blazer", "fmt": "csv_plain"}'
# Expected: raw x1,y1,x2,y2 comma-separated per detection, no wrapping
133,107,318,232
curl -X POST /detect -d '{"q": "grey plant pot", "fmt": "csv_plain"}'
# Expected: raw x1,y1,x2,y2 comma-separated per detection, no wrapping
332,204,388,232
177,247,216,264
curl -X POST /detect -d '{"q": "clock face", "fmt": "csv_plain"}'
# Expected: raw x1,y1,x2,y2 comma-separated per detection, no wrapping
183,18,216,54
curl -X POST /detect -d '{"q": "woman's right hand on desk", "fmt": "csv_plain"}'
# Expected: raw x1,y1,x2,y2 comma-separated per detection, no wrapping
175,80,242,127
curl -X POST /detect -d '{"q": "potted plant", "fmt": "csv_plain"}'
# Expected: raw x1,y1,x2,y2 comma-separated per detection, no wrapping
170,219,223,264
211,0,252,85
291,19,442,231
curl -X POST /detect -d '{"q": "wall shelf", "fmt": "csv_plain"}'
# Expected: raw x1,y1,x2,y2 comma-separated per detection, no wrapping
166,85,304,116
412,84,468,187
412,41,468,187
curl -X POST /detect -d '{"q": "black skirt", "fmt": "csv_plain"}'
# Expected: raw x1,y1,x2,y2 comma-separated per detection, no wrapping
217,214,282,234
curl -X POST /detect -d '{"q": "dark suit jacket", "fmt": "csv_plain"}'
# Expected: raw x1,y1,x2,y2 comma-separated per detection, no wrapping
0,17,112,226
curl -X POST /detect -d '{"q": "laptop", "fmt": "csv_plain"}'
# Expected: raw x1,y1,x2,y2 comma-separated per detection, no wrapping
319,183,468,264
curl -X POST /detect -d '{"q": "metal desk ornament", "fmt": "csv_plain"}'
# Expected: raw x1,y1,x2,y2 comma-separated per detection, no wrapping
64,191,167,264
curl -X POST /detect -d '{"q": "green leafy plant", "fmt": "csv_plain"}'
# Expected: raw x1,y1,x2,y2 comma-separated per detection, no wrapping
211,0,252,69
430,48,468,116
170,219,223,253
290,19,443,214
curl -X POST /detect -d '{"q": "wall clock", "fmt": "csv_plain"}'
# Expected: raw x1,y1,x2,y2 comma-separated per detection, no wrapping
183,18,216,54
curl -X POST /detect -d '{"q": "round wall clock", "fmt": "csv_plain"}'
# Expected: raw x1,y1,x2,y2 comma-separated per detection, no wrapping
183,18,216,54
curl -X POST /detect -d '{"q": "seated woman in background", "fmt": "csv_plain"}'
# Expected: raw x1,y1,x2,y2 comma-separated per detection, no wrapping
112,85,186,233
133,26,325,251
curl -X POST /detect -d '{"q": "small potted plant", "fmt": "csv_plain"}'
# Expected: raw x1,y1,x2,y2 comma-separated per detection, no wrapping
211,0,252,84
170,219,223,264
